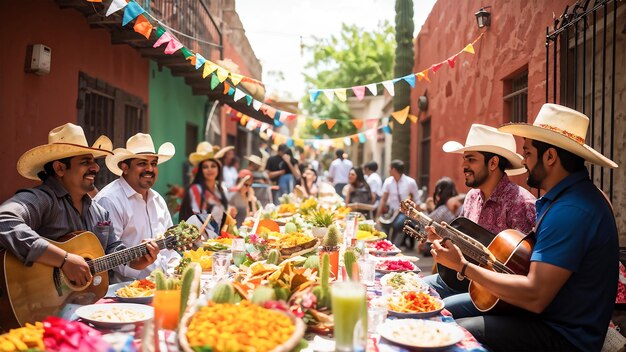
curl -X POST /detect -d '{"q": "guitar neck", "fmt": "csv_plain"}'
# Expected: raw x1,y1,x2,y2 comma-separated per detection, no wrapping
88,237,169,274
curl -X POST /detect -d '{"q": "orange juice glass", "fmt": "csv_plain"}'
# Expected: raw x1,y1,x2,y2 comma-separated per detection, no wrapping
154,289,181,330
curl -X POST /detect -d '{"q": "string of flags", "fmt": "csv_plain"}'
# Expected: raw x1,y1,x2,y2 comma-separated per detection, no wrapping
226,106,394,149
307,33,484,103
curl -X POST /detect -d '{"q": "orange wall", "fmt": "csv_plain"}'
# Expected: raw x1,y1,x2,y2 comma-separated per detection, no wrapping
0,0,149,201
410,0,573,194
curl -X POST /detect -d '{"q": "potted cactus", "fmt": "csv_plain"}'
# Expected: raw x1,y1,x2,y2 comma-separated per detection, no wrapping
310,209,333,238
319,225,340,279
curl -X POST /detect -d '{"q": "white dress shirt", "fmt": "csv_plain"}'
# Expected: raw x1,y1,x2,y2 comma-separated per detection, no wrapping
365,172,383,197
328,158,353,185
381,174,419,212
95,177,179,282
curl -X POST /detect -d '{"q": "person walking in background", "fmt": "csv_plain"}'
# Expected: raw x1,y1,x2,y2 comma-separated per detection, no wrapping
327,149,353,196
179,142,230,235
221,148,239,190
228,169,257,227
363,161,382,205
376,159,419,249
95,133,178,282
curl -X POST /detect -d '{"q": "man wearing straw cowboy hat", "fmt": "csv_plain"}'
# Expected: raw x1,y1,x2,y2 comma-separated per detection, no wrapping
431,104,619,351
422,124,537,316
94,133,177,282
0,123,159,287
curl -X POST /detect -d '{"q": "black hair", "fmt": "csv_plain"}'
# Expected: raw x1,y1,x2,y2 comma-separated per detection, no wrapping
390,159,405,174
531,140,586,173
335,149,344,159
478,151,511,173
179,159,228,221
302,167,318,196
433,177,458,208
363,161,379,172
277,144,289,153
349,167,371,194
38,157,72,181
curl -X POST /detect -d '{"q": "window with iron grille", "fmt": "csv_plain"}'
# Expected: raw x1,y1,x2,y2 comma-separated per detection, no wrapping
504,71,528,123
419,118,431,189
78,72,147,190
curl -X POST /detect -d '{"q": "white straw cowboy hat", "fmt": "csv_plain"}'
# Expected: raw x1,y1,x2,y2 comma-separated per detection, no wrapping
106,133,175,176
499,103,617,169
443,124,527,176
188,142,234,167
17,123,113,180
245,155,263,167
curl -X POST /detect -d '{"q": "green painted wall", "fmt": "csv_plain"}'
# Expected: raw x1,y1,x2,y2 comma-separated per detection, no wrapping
148,60,207,197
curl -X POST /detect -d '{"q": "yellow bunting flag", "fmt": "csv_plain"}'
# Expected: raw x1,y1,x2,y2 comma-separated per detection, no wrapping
216,68,229,83
334,89,347,102
416,70,430,82
295,138,305,148
312,119,325,129
133,15,152,39
352,120,364,129
325,119,337,130
240,115,250,126
203,62,218,78
462,43,475,54
391,106,410,124
230,73,244,86
408,114,418,123
333,139,343,148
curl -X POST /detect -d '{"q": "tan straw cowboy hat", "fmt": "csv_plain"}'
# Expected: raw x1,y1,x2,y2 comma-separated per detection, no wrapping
499,103,617,169
188,142,234,167
443,124,526,176
17,123,113,180
106,133,175,176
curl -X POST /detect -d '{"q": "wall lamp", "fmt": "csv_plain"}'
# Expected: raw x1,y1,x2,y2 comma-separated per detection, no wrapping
475,6,491,28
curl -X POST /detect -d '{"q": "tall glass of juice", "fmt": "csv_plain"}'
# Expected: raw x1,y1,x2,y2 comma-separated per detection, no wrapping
331,281,367,351
154,289,181,330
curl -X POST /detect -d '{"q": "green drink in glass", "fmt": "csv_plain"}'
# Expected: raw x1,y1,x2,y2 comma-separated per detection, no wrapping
331,281,367,351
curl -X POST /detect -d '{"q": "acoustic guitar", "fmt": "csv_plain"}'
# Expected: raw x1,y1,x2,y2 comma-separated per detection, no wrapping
400,200,535,313
0,226,198,331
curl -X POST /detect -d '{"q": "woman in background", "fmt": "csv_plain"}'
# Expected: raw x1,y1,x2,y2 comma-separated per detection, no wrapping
229,169,258,226
344,167,375,205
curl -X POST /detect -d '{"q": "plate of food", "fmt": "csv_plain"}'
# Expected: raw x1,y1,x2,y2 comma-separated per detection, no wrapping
376,259,420,273
114,279,155,304
380,272,429,292
356,222,387,242
385,291,444,318
378,318,464,350
366,240,401,256
75,303,154,329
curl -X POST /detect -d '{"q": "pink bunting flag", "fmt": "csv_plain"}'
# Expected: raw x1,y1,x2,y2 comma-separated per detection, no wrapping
447,55,457,68
431,62,444,73
352,86,366,100
365,119,379,129
164,38,182,54
153,32,173,48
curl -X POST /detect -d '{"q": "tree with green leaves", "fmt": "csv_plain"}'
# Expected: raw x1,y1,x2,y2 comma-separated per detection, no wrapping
301,22,395,139
391,0,414,167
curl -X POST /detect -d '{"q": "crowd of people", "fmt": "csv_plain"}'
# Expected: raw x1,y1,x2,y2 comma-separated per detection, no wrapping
0,103,621,351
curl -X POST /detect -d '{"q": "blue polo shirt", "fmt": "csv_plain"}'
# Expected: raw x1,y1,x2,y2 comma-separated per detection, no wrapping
531,170,618,351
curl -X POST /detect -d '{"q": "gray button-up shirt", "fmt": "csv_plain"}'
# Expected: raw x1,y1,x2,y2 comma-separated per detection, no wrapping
0,177,125,265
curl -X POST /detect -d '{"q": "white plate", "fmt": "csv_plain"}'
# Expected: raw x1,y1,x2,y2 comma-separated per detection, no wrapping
379,319,464,350
376,261,421,274
387,298,445,319
368,248,402,256
111,282,154,304
380,272,429,292
75,303,154,329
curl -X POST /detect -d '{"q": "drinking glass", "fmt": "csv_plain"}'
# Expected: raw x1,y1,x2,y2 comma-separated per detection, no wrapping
212,252,230,282
367,306,388,334
358,259,376,286
331,281,367,351
154,289,181,330
231,239,246,267
344,212,360,244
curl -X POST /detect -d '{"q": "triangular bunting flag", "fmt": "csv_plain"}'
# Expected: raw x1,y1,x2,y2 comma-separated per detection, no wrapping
227,87,235,96
230,73,244,86
265,107,277,119
416,70,431,82
274,118,283,127
365,129,378,139
216,68,229,83
344,137,352,146
352,86,366,100
122,1,144,26
155,26,166,38
106,0,128,16
462,43,475,54
266,129,274,138
202,61,217,78
309,90,322,103
210,73,220,90
260,104,268,114
322,89,335,102
365,119,378,129
133,14,152,39
223,82,231,95
352,120,364,129
325,119,337,130
381,80,395,96
447,55,457,68
164,38,183,54
275,111,283,122
240,115,250,126
286,138,295,148
391,106,410,124
365,83,378,96
402,74,416,88
234,88,246,102
431,62,444,73
358,133,366,143
295,138,305,148
334,89,347,102
408,114,418,123
259,124,269,133
286,114,297,122
153,32,173,48
195,53,206,70
180,47,194,59
382,125,392,134
252,100,262,111
245,95,253,106
351,135,359,143
312,119,325,129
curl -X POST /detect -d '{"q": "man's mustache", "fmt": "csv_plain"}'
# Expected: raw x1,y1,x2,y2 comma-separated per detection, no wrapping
141,171,155,178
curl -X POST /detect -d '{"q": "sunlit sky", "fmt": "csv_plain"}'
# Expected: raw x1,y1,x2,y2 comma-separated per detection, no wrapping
235,0,437,100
